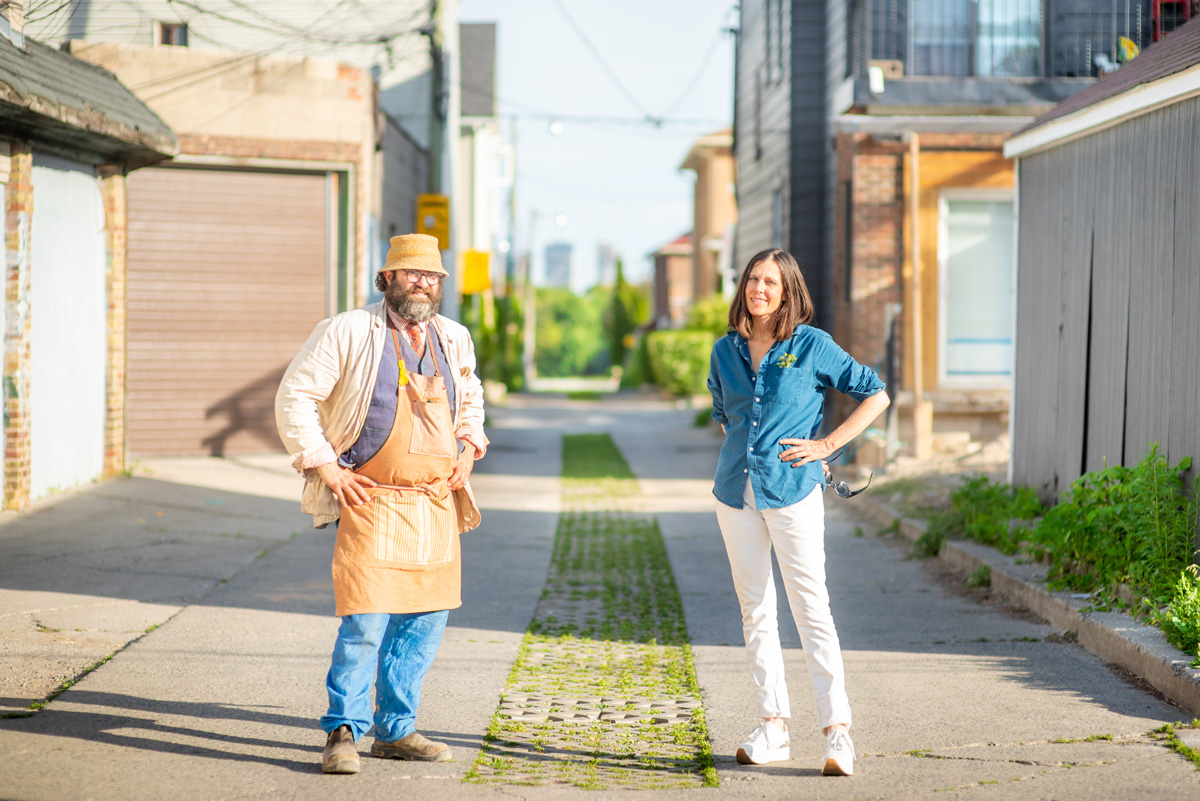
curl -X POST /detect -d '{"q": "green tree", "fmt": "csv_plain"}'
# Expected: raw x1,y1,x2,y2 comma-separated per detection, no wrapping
534,287,609,377
604,257,649,371
460,290,524,393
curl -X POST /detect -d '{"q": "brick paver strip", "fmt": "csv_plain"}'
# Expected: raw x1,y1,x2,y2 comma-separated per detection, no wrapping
466,434,717,789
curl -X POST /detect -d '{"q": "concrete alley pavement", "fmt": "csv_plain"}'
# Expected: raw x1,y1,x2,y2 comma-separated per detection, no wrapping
1,392,1198,800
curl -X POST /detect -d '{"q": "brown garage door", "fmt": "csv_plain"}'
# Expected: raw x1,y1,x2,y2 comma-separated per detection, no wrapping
127,167,329,456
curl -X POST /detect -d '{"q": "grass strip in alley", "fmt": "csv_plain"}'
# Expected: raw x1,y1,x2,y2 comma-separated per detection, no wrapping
466,433,717,790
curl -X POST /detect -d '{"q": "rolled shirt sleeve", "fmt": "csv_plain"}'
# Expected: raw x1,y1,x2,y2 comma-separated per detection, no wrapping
814,334,886,401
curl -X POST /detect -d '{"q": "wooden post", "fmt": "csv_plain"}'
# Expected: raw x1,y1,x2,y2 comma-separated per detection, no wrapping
905,133,933,459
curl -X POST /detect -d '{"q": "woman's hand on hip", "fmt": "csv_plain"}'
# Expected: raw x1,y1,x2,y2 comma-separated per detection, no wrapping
316,462,377,506
778,437,836,467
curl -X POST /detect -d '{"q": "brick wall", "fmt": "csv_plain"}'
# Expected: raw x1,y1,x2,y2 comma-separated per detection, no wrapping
99,168,126,478
3,144,32,510
832,133,905,419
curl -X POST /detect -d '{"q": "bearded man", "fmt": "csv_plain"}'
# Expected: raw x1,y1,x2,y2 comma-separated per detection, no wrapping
275,234,486,774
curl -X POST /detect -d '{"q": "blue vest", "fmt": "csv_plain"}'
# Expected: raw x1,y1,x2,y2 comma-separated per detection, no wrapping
340,324,456,469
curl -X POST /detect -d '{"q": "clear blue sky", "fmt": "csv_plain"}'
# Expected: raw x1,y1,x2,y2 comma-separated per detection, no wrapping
458,0,736,291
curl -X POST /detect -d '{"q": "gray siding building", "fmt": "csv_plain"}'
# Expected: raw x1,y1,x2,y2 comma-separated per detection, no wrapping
1004,14,1200,501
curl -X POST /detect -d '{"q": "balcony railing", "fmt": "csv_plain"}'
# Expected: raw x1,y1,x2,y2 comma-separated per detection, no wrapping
859,0,1151,80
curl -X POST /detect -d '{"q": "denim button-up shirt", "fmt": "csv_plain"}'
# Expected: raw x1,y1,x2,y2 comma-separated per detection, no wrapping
708,325,886,510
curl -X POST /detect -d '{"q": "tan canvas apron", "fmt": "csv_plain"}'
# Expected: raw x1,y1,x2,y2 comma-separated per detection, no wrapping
331,326,461,616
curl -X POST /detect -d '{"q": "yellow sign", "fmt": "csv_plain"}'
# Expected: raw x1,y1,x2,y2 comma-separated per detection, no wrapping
416,194,450,249
461,250,491,294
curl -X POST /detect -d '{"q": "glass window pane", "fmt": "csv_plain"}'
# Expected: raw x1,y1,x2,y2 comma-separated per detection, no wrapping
913,0,972,76
976,0,1040,77
944,199,1013,382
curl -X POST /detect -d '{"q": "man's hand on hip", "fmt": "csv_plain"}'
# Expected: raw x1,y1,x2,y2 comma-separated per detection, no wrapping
316,462,377,507
448,448,475,491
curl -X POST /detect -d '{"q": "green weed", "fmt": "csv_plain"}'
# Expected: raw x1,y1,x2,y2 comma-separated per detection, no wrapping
966,565,992,589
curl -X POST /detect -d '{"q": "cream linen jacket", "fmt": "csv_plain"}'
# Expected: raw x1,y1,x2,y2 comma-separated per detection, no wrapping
275,301,486,528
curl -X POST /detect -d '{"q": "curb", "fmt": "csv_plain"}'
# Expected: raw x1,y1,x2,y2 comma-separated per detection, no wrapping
856,495,1200,717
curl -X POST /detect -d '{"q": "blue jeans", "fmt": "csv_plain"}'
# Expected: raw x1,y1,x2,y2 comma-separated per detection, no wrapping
320,610,449,741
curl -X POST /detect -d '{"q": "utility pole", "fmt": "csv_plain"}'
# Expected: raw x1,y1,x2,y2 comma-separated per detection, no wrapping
522,208,539,388
425,0,460,320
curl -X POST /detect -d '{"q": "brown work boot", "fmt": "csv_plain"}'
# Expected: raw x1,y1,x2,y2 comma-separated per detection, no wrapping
322,725,360,774
370,731,451,762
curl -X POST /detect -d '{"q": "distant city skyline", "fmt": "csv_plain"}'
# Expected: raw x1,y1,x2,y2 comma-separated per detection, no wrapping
460,0,735,291
544,242,574,290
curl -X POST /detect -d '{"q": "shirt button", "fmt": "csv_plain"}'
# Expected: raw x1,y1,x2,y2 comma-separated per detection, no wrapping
749,447,754,452
743,469,748,473
752,421,757,426
755,397,760,402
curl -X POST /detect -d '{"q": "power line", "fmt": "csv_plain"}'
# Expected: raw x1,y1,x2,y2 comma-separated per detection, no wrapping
547,0,655,123
187,57,307,131
164,0,427,48
459,79,725,131
659,24,728,121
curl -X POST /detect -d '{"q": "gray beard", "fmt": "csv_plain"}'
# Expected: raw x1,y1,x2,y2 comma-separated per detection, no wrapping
386,282,440,322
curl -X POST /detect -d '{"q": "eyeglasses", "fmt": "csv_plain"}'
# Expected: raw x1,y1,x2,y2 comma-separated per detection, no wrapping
823,472,873,499
820,448,873,499
399,270,443,285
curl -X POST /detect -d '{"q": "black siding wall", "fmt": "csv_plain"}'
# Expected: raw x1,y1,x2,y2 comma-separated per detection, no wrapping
788,0,833,330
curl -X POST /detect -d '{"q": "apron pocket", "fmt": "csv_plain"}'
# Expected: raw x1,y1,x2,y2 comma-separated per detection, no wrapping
371,491,456,566
409,396,456,458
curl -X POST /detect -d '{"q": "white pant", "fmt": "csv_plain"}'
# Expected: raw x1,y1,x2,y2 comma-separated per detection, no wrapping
715,479,852,730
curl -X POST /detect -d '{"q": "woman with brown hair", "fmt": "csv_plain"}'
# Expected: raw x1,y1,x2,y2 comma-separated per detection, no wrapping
707,247,890,775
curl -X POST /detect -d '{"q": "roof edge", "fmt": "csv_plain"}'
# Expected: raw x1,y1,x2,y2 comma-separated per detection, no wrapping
1004,62,1200,159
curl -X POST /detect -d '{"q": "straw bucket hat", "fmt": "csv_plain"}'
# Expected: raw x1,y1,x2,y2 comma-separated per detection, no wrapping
379,233,448,276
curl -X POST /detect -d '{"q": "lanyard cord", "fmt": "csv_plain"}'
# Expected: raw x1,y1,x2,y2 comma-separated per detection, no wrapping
390,321,441,380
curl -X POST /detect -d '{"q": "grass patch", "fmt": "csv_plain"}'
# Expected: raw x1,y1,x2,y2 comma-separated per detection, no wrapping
1152,721,1200,771
567,391,602,401
467,433,716,790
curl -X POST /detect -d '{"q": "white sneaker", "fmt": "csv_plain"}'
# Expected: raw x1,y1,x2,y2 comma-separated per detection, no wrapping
822,728,855,775
735,721,790,765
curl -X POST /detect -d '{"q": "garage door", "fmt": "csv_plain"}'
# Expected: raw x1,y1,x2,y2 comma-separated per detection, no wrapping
126,167,329,456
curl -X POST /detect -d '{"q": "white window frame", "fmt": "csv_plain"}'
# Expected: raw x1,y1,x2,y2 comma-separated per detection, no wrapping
937,187,1015,389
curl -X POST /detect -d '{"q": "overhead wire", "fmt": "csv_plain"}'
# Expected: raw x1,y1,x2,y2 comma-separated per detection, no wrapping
187,57,308,131
658,23,727,121
546,0,656,122
164,0,429,48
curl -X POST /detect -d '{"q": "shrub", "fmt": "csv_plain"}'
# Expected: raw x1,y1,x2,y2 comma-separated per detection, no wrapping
685,295,731,337
918,475,1041,558
645,331,716,397
1025,444,1197,605
619,332,652,389
1155,566,1200,665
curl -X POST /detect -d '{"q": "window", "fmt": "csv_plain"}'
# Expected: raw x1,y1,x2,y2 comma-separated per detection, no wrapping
938,192,1014,387
775,0,785,81
913,0,972,76
911,0,1040,77
754,66,764,161
765,0,776,81
159,22,188,47
764,0,785,82
771,189,784,248
975,0,1040,77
